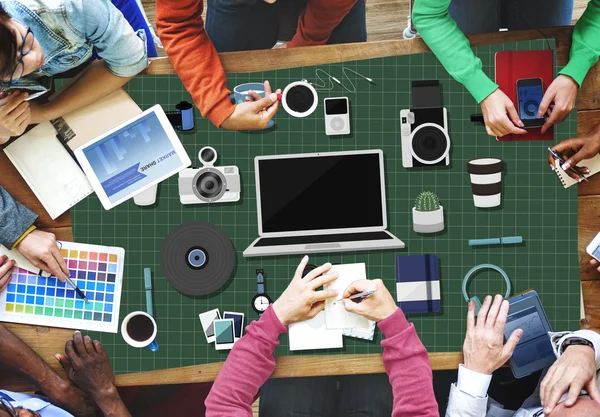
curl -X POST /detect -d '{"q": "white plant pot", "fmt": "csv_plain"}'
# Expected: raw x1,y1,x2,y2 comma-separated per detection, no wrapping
413,206,444,233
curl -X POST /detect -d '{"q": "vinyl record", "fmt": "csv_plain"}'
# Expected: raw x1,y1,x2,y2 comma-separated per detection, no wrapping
160,222,235,295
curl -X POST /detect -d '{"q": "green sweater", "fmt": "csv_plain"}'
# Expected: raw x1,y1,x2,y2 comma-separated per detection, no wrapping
413,0,600,103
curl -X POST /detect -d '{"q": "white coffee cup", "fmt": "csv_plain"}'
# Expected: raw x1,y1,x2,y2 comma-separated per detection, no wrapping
467,158,504,208
121,311,157,348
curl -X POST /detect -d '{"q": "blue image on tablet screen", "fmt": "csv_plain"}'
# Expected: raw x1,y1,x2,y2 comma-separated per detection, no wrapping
83,111,183,203
518,85,543,120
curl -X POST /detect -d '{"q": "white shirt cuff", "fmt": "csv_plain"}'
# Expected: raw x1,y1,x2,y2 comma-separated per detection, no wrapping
552,330,600,368
457,364,492,398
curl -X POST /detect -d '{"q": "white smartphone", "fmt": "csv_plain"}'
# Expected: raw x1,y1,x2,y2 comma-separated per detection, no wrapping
586,231,600,261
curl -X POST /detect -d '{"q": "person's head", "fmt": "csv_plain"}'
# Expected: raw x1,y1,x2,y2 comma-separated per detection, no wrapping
0,5,44,84
550,398,600,417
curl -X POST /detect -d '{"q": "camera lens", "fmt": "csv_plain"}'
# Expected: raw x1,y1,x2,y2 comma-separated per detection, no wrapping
286,85,315,113
195,171,224,200
402,117,407,123
412,126,447,162
200,147,216,163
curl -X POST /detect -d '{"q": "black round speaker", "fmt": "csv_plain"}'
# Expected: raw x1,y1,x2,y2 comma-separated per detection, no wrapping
286,84,315,114
160,222,235,295
412,126,448,162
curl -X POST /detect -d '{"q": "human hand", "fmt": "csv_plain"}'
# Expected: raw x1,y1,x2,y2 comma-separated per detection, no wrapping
462,294,523,375
222,80,280,130
56,331,116,402
0,255,15,293
0,90,31,138
540,344,600,414
547,133,600,180
538,75,578,134
244,80,281,103
480,89,526,138
16,230,69,282
340,279,397,322
272,256,339,326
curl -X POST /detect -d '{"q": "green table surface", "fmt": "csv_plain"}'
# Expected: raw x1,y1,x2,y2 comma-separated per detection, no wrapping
71,40,580,375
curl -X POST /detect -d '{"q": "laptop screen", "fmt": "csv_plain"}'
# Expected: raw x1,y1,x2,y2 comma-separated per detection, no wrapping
257,152,384,234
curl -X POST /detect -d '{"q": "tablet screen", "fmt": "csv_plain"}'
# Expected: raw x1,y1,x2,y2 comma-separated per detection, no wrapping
81,111,185,204
506,306,553,366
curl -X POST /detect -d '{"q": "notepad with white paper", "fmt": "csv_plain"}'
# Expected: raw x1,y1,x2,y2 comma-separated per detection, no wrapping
324,263,370,329
4,122,93,219
288,311,343,351
553,155,600,188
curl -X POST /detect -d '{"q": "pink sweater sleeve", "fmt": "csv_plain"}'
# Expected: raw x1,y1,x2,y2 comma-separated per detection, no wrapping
378,309,439,417
205,306,287,416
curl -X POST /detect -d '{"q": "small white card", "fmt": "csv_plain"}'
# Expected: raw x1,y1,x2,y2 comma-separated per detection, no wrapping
324,263,370,329
289,311,343,351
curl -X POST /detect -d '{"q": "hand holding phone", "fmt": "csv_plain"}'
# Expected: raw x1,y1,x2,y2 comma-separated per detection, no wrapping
516,78,545,129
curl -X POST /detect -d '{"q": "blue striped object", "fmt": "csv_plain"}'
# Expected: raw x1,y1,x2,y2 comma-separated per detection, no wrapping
396,255,441,314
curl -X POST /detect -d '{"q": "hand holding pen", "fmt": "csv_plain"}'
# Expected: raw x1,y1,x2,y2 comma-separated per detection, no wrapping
341,279,398,322
547,133,600,181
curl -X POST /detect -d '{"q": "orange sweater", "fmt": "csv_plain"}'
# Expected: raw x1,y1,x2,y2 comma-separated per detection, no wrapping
156,0,358,128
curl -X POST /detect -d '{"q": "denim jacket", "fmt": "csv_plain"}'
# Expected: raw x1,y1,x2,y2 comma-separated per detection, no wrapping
0,0,148,92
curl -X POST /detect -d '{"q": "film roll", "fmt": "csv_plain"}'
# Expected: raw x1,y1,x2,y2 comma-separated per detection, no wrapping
160,222,235,295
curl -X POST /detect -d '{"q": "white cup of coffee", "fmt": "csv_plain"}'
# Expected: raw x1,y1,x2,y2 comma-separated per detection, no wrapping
467,158,504,208
121,311,157,348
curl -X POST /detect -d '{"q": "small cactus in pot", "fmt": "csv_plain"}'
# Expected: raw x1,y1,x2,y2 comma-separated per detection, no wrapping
413,191,444,233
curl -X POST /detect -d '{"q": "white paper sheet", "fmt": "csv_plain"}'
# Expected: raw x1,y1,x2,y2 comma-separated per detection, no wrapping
288,311,343,351
324,263,370,329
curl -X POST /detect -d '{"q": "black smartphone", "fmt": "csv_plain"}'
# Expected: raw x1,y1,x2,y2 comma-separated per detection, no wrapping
516,78,545,128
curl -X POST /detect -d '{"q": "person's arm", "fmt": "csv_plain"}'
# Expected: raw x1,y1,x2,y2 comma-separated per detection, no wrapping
539,329,600,414
0,325,95,416
0,185,37,249
378,309,439,416
32,0,147,123
206,256,339,416
156,0,233,128
205,306,287,416
57,331,128,417
559,0,600,87
412,0,497,103
340,279,437,416
286,0,358,48
444,365,490,417
412,0,525,138
445,295,522,417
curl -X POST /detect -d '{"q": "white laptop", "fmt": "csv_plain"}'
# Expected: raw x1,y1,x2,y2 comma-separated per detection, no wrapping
243,149,405,257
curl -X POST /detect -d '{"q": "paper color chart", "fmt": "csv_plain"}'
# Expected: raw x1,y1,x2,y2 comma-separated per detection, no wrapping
0,242,125,333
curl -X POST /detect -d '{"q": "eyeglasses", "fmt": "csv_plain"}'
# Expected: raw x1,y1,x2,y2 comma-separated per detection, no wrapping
8,27,35,86
0,398,17,417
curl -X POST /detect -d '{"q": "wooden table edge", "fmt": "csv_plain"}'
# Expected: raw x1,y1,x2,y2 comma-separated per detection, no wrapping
114,352,463,386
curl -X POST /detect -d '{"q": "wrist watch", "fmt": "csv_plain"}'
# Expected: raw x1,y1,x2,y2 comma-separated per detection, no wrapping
252,269,272,317
561,337,595,354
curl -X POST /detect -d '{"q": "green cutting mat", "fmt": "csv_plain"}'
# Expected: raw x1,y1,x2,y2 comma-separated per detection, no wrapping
71,40,580,375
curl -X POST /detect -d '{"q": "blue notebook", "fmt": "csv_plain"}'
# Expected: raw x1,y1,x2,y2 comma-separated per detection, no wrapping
395,255,441,314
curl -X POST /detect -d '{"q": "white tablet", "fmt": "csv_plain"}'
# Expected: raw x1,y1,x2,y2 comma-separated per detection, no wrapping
74,105,191,210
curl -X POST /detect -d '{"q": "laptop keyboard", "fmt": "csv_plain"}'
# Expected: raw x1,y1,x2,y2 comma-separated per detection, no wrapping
253,231,393,247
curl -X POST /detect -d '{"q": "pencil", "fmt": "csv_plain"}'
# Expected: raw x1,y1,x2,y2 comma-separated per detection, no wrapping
64,274,88,302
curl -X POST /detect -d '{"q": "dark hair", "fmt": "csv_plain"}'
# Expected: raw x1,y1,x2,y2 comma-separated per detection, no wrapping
0,5,16,79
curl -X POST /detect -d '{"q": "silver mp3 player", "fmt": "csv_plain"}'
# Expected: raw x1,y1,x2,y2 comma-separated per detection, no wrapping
324,97,350,136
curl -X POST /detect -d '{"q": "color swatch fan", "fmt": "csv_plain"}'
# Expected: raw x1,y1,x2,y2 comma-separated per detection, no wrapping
0,242,124,333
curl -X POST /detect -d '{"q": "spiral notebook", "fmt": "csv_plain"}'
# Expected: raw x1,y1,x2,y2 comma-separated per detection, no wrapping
552,155,600,188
